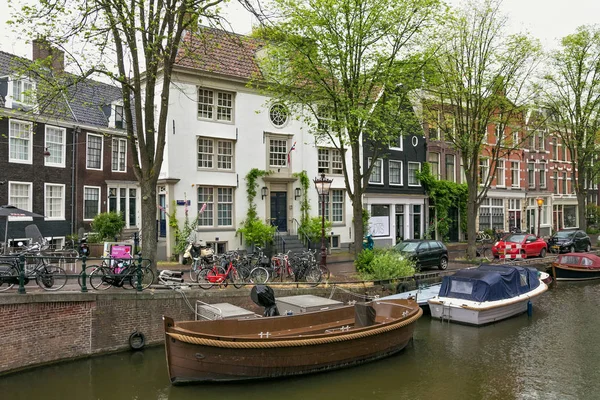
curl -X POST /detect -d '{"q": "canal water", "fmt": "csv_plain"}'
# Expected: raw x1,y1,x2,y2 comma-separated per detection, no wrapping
2,281,600,400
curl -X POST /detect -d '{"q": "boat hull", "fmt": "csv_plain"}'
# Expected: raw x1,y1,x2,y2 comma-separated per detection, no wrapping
551,265,600,281
164,299,421,384
428,274,548,326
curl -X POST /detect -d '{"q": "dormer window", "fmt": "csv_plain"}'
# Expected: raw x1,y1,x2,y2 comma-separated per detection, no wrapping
115,105,126,130
12,79,35,105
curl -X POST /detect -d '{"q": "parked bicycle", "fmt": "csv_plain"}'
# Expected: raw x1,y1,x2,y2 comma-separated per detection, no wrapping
0,242,68,291
196,252,244,289
88,256,154,290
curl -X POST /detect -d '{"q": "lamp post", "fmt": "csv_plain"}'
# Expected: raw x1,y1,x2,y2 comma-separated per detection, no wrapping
536,198,544,238
314,173,333,270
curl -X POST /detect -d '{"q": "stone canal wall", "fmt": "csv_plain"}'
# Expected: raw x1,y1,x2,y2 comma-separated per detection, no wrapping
0,286,377,375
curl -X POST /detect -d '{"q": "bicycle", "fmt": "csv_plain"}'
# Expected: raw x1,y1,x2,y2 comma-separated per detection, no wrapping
88,256,154,290
0,243,68,291
476,239,493,261
196,252,244,290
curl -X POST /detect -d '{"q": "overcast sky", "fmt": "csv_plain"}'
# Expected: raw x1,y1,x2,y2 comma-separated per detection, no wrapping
1,0,599,59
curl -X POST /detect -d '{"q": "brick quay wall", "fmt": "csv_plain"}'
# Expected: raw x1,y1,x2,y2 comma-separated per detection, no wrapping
0,285,378,375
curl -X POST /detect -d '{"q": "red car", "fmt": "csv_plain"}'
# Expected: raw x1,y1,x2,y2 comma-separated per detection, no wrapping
492,233,548,259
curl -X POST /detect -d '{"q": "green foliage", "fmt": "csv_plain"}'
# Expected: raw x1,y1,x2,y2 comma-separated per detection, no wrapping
293,170,311,225
167,200,197,256
301,216,333,244
586,204,600,227
357,250,416,281
355,248,377,274
417,163,467,241
91,212,126,241
237,169,275,248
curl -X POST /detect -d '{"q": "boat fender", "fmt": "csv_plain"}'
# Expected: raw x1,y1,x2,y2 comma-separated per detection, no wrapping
129,331,146,350
396,283,409,294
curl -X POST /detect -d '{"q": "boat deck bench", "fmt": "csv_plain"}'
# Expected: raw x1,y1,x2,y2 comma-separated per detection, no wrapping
264,318,356,338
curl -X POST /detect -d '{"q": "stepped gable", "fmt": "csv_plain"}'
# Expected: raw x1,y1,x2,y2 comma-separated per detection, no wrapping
175,28,264,80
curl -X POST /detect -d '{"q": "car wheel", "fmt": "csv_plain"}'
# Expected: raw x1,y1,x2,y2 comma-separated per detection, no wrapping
586,243,592,252
439,256,448,270
539,248,546,258
570,245,575,253
520,249,527,259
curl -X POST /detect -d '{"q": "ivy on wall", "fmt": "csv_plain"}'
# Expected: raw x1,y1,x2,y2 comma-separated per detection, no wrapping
417,163,468,241
237,168,276,247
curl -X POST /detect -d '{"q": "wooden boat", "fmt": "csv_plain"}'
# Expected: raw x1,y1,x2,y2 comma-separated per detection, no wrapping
550,253,600,281
428,264,549,326
163,298,422,384
381,283,442,313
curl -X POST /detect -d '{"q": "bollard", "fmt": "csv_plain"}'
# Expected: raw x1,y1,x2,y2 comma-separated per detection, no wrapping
18,254,26,294
527,300,533,317
136,253,143,292
80,255,88,293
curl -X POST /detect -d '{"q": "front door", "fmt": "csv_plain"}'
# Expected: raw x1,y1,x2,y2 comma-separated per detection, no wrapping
448,207,459,242
159,194,166,237
270,192,287,231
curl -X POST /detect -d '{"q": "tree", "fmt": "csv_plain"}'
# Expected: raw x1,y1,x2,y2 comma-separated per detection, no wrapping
252,0,443,255
9,0,229,269
418,0,541,258
540,25,600,231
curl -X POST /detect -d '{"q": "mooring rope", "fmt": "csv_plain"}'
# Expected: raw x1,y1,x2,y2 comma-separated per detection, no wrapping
166,307,423,348
328,284,379,301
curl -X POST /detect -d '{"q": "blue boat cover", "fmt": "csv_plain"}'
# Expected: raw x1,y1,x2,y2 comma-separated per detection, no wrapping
438,264,541,302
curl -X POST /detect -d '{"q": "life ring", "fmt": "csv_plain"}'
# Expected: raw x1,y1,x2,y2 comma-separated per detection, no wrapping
396,283,409,294
129,331,146,350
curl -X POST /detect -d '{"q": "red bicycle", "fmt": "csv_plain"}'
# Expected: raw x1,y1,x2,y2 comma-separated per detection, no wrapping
196,252,244,290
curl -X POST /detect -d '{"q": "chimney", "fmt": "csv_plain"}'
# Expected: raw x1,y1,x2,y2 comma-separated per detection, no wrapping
32,39,64,74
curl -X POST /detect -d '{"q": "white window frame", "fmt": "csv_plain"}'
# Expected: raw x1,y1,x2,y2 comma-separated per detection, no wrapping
318,148,343,175
408,162,421,187
8,119,33,165
429,152,440,179
197,87,235,123
512,131,519,148
479,158,490,185
44,125,66,168
445,154,456,183
511,161,520,188
496,159,505,188
11,78,35,105
44,183,65,220
389,134,403,151
111,138,127,172
86,133,103,170
197,186,235,228
368,158,383,185
318,189,346,224
527,162,535,189
538,131,545,151
268,137,288,168
389,160,403,186
8,181,33,221
196,137,235,171
114,105,126,130
539,161,547,189
83,186,101,221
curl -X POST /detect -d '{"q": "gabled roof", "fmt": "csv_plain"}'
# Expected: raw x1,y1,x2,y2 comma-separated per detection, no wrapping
0,50,123,128
175,28,263,80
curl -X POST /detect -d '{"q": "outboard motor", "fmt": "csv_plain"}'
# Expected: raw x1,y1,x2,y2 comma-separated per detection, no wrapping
250,285,280,317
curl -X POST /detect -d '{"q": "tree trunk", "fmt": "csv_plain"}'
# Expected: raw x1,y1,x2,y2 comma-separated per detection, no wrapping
577,190,587,232
140,180,158,274
352,191,364,257
466,183,478,259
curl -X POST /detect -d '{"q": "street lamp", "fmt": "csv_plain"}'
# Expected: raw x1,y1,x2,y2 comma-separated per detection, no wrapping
536,198,544,238
314,173,333,270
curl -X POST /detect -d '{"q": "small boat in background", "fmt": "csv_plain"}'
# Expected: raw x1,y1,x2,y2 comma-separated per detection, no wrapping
550,253,600,281
163,286,422,384
428,264,549,326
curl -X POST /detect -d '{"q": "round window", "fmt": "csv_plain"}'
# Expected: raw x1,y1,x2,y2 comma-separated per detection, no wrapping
412,136,419,147
269,103,289,127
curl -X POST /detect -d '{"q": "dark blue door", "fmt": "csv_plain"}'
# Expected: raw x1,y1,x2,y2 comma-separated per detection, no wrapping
159,194,166,237
270,192,287,231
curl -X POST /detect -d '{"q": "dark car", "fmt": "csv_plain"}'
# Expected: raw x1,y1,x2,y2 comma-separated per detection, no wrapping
547,229,592,254
393,239,449,270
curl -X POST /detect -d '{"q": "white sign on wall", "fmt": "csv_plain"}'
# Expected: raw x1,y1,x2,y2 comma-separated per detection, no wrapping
369,216,390,237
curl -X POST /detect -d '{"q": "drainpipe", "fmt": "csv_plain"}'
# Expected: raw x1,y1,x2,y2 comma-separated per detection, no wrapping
58,79,79,236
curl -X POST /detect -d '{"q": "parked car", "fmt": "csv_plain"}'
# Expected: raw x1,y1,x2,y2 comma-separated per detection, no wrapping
492,233,548,259
547,229,592,253
393,239,449,270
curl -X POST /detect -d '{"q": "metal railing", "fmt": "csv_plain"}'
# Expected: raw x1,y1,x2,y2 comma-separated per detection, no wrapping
292,218,313,250
274,226,286,253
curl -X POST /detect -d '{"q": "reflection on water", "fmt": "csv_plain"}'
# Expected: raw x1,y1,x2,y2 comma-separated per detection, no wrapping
3,282,600,400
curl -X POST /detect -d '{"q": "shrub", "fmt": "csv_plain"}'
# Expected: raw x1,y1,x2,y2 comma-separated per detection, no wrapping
237,219,276,247
358,250,416,281
300,216,332,244
91,212,125,241
355,249,376,273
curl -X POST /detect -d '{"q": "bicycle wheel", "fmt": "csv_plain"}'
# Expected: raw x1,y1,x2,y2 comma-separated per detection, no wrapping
128,267,155,290
231,269,244,289
304,266,322,287
481,247,492,261
90,266,112,290
189,259,200,282
0,264,18,292
36,265,68,291
197,266,225,290
249,266,269,284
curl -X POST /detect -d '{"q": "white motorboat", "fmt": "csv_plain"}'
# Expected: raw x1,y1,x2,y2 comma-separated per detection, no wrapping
428,264,549,326
381,283,442,312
